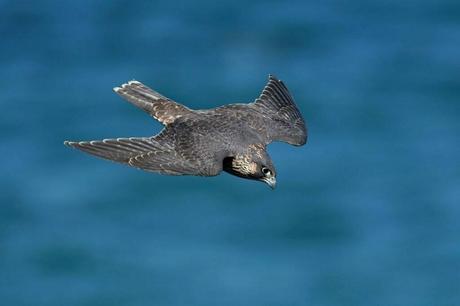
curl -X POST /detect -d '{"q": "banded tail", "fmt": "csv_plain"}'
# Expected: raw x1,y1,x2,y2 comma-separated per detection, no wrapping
113,80,193,125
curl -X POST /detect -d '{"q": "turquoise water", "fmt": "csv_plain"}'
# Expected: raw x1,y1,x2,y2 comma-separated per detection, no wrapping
1,1,459,305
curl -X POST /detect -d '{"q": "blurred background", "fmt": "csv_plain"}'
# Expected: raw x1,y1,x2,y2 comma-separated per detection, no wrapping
1,0,459,305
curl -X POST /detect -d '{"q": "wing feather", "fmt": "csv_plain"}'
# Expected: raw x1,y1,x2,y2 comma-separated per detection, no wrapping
64,132,204,176
252,75,307,146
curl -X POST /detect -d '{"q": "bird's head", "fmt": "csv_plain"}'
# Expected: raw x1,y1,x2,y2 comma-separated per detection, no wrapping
223,145,276,189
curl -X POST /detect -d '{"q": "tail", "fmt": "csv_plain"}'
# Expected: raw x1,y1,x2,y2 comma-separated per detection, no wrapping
113,80,194,125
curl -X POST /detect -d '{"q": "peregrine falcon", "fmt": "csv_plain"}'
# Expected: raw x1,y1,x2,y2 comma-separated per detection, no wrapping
64,75,307,189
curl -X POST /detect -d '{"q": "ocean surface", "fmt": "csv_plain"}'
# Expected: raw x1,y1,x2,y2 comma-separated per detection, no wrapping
1,1,459,305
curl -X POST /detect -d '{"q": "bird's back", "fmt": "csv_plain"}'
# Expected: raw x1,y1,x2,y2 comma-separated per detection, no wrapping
168,105,266,158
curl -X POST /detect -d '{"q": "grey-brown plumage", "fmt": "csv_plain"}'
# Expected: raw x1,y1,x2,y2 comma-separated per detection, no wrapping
64,75,307,188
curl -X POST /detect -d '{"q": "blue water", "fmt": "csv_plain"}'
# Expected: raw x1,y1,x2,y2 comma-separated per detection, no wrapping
1,1,459,305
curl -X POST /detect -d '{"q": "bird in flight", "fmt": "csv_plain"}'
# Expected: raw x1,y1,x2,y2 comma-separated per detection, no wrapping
64,75,307,189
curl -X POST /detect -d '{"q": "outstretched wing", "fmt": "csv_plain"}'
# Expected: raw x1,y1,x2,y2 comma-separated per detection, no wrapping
113,80,194,125
251,75,307,146
64,131,209,176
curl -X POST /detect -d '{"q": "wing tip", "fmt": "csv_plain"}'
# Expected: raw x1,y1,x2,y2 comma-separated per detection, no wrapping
268,74,280,82
65,140,96,148
64,140,85,148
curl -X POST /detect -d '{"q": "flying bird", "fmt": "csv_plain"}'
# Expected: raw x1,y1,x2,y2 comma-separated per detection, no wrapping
64,75,307,189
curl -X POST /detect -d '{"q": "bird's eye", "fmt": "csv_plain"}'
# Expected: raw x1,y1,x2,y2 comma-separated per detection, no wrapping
261,167,271,176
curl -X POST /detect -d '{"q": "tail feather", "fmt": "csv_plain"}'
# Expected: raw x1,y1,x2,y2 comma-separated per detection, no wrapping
113,80,193,125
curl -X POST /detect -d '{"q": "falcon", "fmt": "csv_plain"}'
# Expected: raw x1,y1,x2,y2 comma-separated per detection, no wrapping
64,75,307,189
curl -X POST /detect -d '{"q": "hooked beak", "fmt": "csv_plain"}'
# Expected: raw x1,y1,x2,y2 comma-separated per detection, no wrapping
262,176,276,189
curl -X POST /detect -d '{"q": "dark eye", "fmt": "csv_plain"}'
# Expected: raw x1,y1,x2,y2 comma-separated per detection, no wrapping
261,167,271,175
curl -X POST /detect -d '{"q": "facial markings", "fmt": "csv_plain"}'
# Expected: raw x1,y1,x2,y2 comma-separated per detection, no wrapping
231,154,258,176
